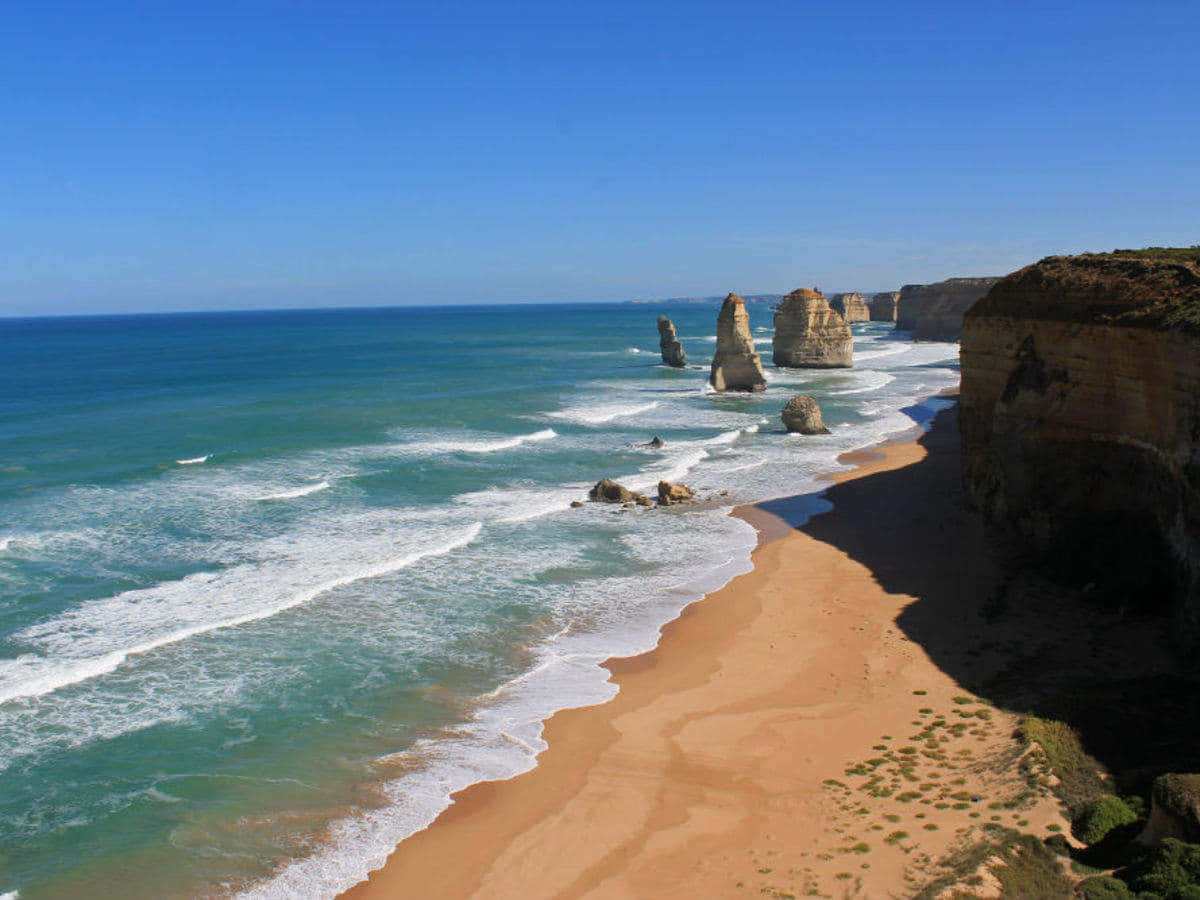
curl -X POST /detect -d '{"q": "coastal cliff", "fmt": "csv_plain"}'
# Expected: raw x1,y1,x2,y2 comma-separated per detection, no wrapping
898,277,999,340
870,291,899,322
710,293,767,391
772,288,852,368
959,248,1200,637
829,292,870,324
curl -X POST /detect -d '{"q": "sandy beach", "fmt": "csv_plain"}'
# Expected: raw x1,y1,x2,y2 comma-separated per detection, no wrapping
343,402,1068,899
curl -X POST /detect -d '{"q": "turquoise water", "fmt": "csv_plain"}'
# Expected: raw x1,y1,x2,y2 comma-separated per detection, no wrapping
0,304,958,898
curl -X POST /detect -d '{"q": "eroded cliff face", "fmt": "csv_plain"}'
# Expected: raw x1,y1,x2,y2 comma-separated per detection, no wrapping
870,291,899,322
959,250,1200,638
830,292,871,324
898,277,999,341
710,293,767,391
772,288,852,368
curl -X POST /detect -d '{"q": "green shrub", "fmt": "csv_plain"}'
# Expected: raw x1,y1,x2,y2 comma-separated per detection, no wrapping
1018,716,1108,812
1077,875,1137,899
1121,838,1200,898
1074,795,1140,845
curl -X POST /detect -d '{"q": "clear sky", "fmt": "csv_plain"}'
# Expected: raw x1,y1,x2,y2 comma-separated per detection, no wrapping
2,0,1196,316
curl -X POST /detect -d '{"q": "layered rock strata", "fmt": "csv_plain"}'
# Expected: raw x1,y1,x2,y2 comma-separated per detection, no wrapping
709,293,767,391
959,249,1200,639
898,277,1000,340
829,292,871,323
870,291,900,322
772,288,852,368
781,395,831,434
656,316,686,367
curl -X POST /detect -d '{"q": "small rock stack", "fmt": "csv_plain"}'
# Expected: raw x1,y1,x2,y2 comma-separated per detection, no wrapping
656,316,686,367
709,293,767,391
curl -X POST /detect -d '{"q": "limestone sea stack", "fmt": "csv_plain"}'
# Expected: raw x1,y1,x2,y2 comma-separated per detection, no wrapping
656,316,686,368
709,293,767,391
897,277,999,341
781,395,831,434
829,292,871,323
869,291,900,322
958,248,1200,641
772,287,852,368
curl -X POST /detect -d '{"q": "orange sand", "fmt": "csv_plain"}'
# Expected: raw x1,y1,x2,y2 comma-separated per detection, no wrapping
342,407,1066,899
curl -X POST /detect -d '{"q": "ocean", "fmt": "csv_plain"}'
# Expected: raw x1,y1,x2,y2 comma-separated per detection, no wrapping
0,303,958,898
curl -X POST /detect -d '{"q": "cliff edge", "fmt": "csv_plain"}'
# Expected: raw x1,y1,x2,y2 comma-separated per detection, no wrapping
959,248,1200,639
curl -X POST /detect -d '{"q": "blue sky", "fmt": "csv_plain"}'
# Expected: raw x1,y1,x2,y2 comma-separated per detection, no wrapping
1,0,1196,315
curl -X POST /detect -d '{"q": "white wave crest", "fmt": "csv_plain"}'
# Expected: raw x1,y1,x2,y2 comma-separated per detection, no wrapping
546,401,659,426
175,455,210,465
257,481,331,502
0,522,484,706
402,428,558,456
827,371,896,395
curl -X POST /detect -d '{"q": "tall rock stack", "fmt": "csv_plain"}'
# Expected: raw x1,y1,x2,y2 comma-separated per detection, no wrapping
772,287,853,368
830,292,871,323
656,316,686,367
897,277,999,340
870,291,900,322
959,249,1200,641
709,293,767,391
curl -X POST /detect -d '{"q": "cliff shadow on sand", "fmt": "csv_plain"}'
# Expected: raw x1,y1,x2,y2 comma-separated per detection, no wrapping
755,406,1200,808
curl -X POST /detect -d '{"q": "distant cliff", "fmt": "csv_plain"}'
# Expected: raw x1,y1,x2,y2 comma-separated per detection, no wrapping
959,248,1200,638
898,277,999,340
830,292,870,324
869,291,899,322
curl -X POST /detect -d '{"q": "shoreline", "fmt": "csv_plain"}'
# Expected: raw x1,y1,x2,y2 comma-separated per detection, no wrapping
341,394,1065,899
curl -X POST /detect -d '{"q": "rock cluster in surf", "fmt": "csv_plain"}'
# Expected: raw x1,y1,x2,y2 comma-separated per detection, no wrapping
772,288,853,369
657,316,687,368
709,293,767,392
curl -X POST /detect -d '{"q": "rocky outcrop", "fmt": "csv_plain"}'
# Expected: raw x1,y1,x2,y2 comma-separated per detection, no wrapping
781,395,831,434
657,481,694,505
830,292,871,324
657,316,686,367
588,479,647,504
1138,774,1200,846
959,249,1200,639
710,293,767,391
772,288,852,368
898,277,1000,340
870,291,900,322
